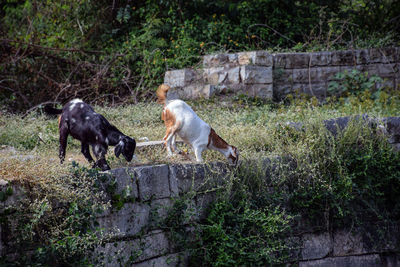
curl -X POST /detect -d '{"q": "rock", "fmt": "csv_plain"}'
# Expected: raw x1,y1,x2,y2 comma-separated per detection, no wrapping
299,254,381,267
301,232,332,260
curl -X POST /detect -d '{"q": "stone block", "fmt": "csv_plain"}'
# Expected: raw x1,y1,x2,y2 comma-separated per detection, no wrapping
164,69,198,88
273,83,293,99
292,67,339,83
292,83,327,99
195,191,218,220
274,53,310,69
331,50,356,66
97,202,150,238
109,168,139,199
356,49,370,65
384,117,400,144
203,53,238,67
132,252,187,267
242,84,273,98
238,51,273,66
202,67,240,85
301,232,332,260
148,198,175,227
240,66,273,84
376,47,398,63
333,229,366,256
299,254,381,267
383,253,400,267
369,48,384,64
135,165,171,201
169,162,229,195
203,67,225,85
274,69,293,83
378,63,398,78
292,69,309,83
226,67,241,84
95,230,171,266
309,51,332,66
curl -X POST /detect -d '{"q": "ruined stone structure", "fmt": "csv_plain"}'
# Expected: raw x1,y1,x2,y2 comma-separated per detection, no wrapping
1,117,400,266
164,47,400,100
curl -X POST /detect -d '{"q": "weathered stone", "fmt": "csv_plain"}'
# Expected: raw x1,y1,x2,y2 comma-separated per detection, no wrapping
238,51,273,66
149,198,175,226
273,83,293,98
383,117,400,144
310,51,332,66
97,202,151,238
226,67,241,84
299,254,381,267
301,232,332,260
132,252,187,267
274,53,310,69
242,84,273,98
240,66,273,84
274,68,293,83
378,63,398,77
292,69,309,83
331,50,356,66
369,48,385,64
383,253,400,267
95,230,171,266
203,67,225,85
203,53,238,67
292,83,327,99
135,165,171,201
195,191,218,220
292,67,340,83
169,162,229,195
109,168,139,199
356,49,370,65
333,229,366,256
164,69,198,87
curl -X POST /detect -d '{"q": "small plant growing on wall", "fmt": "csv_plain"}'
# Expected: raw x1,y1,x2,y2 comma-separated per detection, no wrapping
328,69,383,99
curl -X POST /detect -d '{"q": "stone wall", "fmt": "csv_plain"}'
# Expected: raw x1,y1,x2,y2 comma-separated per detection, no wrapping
163,47,400,100
1,161,400,266
2,117,400,266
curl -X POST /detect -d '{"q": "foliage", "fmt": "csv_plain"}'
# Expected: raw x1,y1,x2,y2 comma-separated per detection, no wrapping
328,69,383,100
0,163,112,266
1,0,399,111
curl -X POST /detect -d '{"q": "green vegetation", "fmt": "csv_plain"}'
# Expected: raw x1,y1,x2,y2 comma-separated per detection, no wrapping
1,0,399,110
1,90,400,264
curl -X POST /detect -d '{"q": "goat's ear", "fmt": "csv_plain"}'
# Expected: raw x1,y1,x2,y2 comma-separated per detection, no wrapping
114,142,123,158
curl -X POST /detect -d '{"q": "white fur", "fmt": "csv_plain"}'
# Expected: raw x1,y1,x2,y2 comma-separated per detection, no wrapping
69,99,83,111
163,99,237,164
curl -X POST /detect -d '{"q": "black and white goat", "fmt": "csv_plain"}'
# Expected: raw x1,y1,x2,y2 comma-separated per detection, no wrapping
45,99,136,171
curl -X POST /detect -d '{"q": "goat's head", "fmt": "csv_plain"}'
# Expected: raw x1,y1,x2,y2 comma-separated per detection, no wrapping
114,136,136,162
227,146,239,166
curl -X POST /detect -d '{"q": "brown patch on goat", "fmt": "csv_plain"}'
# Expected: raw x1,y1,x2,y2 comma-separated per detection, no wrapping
162,108,178,141
156,84,170,105
208,128,229,149
58,115,62,128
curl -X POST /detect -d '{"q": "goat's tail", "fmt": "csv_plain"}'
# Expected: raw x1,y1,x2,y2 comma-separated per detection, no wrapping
156,84,170,105
44,105,63,115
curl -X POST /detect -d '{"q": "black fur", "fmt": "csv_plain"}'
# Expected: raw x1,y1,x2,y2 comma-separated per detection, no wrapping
45,99,136,171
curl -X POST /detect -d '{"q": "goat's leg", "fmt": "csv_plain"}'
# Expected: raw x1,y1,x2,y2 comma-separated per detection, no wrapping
164,122,181,156
81,142,94,163
59,125,69,164
193,144,206,162
92,144,110,171
165,133,175,157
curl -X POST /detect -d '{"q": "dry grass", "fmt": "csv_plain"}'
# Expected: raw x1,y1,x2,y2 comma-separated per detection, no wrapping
1,95,399,183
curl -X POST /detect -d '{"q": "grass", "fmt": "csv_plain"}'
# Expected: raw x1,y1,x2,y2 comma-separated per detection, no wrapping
1,92,400,182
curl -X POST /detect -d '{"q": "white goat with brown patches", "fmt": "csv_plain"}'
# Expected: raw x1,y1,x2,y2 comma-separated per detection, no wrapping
156,84,239,165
